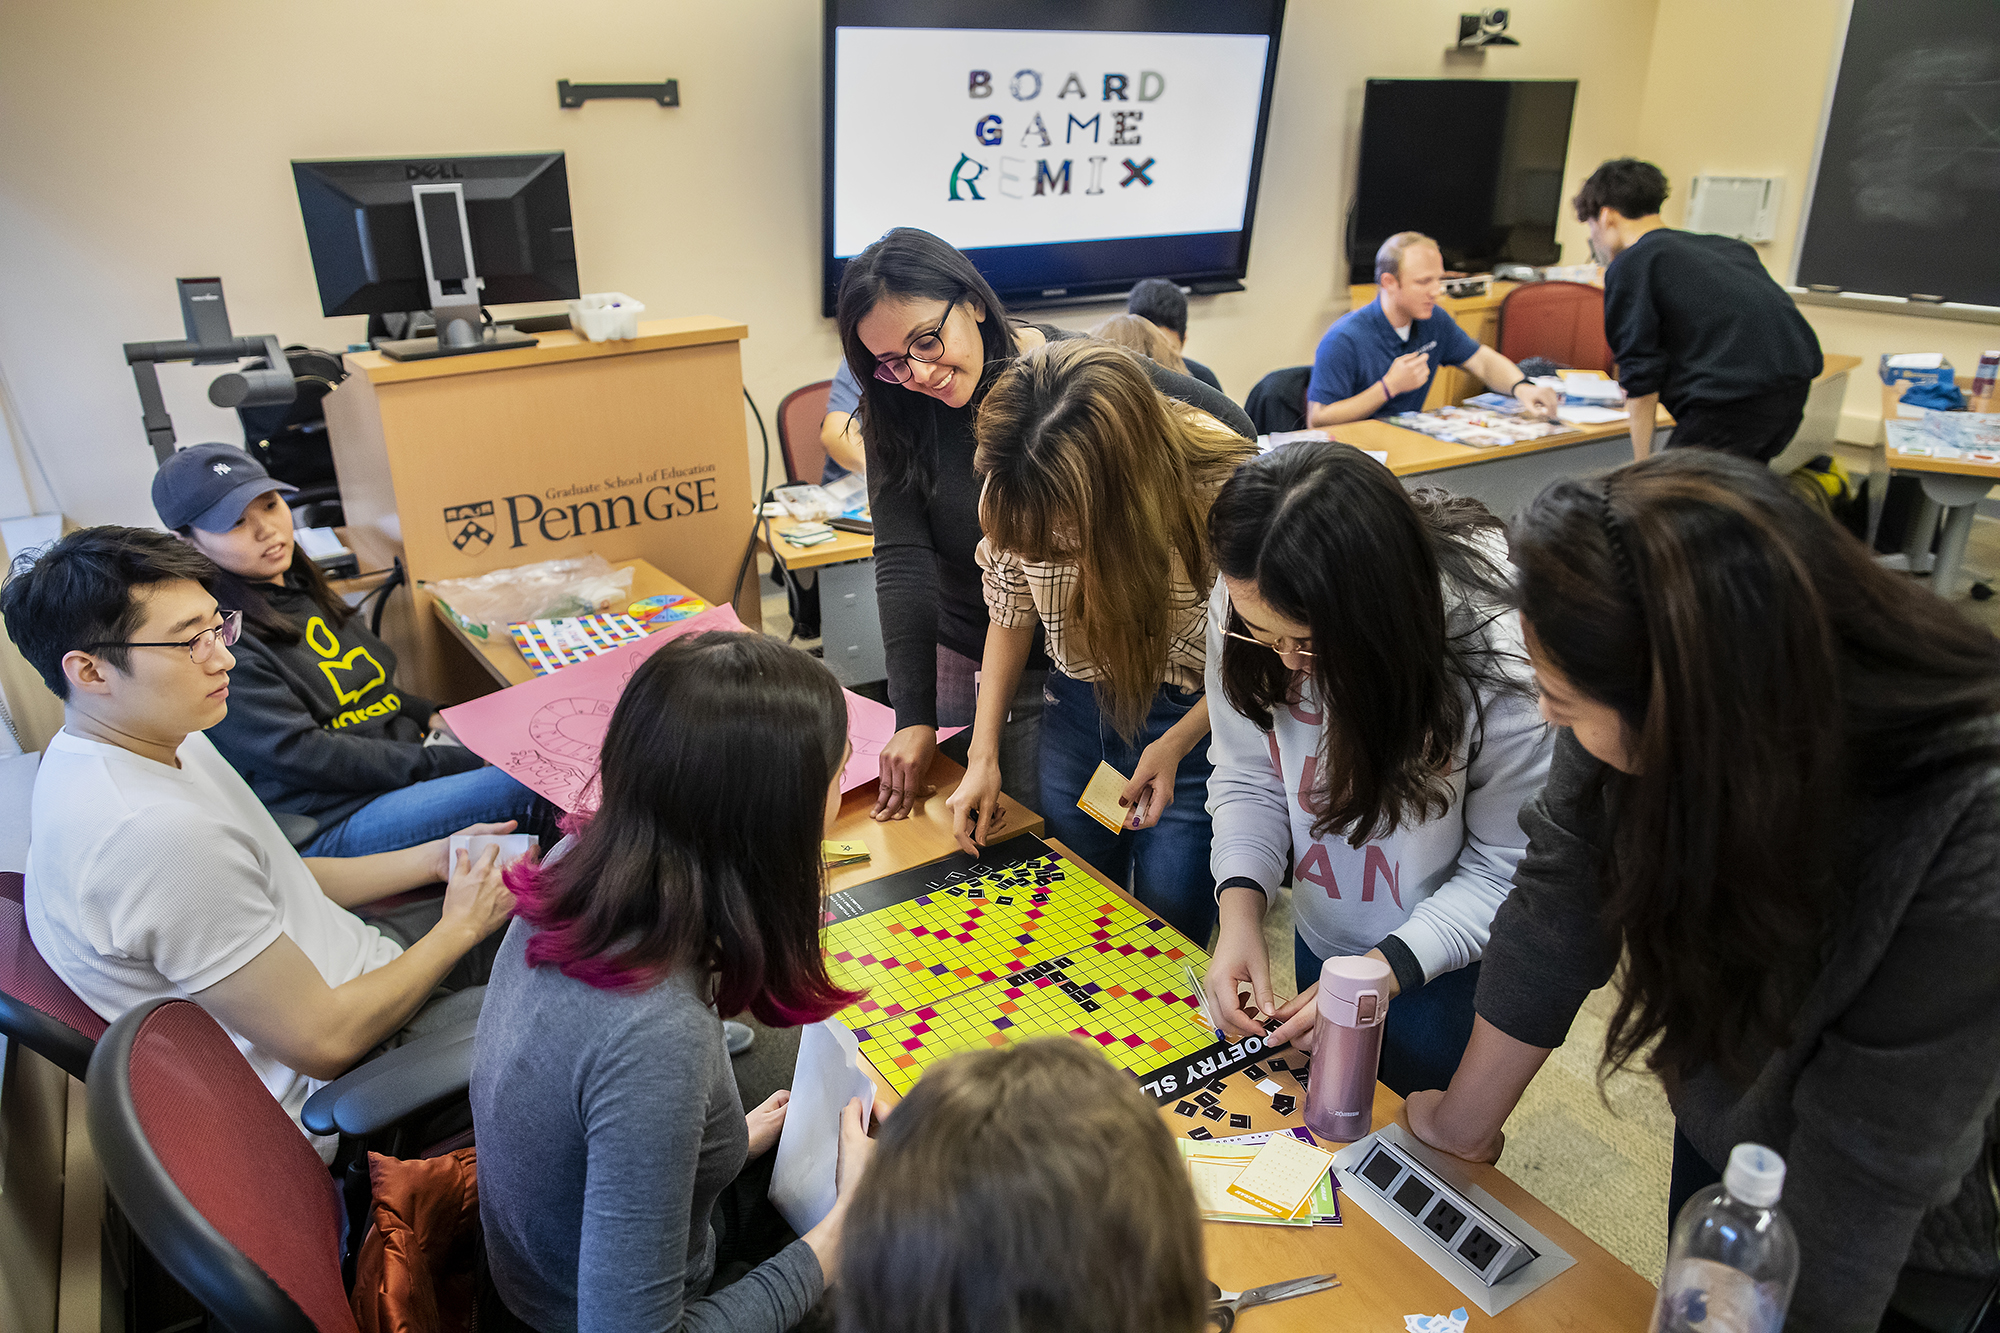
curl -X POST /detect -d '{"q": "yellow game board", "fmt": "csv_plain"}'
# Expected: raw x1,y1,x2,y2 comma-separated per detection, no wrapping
820,835,1221,1096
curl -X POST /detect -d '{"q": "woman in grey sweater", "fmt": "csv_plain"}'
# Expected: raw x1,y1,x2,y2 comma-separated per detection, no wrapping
472,632,872,1333
1405,451,2000,1331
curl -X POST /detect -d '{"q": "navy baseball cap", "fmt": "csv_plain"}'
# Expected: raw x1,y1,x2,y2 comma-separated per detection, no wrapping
152,443,297,533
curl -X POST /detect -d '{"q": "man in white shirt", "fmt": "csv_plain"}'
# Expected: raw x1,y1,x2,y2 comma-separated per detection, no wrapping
2,526,515,1154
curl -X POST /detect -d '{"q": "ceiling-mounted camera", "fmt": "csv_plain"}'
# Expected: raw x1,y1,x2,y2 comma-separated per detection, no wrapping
1457,8,1519,48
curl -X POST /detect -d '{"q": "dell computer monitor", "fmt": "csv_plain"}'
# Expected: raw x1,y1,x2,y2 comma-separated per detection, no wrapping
291,152,580,319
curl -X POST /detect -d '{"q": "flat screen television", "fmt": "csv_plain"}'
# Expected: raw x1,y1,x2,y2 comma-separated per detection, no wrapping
1348,79,1578,278
822,0,1287,314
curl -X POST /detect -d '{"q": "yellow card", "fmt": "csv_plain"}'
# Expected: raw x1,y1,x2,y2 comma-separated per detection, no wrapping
821,839,871,867
1077,761,1131,833
1225,1133,1336,1219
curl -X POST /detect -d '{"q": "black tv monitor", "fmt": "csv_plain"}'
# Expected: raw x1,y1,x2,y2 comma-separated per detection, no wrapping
1349,80,1578,278
291,152,579,318
822,0,1287,314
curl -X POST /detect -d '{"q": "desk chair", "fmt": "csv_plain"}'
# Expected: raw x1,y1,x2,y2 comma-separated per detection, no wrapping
0,870,107,1079
1245,366,1312,435
1497,281,1614,374
777,380,834,485
89,998,482,1333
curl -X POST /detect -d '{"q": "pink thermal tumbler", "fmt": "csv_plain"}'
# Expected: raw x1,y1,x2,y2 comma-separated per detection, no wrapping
1301,954,1393,1143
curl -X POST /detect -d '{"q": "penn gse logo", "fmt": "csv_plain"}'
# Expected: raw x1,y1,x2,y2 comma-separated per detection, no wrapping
405,163,465,180
444,501,495,552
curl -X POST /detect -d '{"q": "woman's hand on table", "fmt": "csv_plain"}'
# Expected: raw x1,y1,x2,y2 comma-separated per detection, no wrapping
873,726,938,821
945,752,1009,854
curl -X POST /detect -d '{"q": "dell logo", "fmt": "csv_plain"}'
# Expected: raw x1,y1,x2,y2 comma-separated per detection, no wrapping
404,163,465,180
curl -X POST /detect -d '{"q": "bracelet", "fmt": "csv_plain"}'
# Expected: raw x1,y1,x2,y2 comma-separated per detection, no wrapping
1377,378,1390,399
1507,378,1530,398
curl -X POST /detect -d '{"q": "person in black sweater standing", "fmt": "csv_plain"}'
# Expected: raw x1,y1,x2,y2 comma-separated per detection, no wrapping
1576,158,1823,462
834,229,1250,824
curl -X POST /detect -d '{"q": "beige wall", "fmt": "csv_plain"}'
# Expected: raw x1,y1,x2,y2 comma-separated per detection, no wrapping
1634,0,1998,439
0,0,1662,534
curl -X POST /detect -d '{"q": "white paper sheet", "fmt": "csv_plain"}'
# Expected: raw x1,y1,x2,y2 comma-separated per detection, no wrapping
446,833,539,868
769,1018,876,1235
1556,404,1627,425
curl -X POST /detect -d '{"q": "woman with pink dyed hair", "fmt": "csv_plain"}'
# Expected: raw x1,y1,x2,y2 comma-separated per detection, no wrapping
470,631,875,1333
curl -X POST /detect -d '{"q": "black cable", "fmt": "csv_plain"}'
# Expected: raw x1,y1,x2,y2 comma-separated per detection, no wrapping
365,557,407,637
734,386,779,629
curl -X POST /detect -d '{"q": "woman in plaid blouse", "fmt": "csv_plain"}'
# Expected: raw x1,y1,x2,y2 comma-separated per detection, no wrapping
947,339,1256,943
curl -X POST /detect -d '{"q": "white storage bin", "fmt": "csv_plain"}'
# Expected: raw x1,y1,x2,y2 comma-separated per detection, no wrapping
567,292,645,342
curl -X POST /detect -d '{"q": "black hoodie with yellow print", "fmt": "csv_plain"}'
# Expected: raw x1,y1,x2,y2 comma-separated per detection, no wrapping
204,579,484,825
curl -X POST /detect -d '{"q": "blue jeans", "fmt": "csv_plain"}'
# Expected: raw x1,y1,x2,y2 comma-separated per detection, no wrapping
1039,671,1218,945
301,764,557,858
1294,935,1479,1096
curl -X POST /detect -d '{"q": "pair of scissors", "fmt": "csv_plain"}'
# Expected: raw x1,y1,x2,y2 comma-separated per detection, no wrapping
1206,1273,1341,1330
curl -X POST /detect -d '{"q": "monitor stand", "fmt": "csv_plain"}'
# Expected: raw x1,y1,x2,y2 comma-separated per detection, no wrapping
375,324,539,362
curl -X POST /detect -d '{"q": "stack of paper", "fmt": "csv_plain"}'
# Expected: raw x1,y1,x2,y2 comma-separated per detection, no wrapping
1180,1130,1341,1226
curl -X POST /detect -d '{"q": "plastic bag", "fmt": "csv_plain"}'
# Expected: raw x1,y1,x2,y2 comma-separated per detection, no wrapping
427,555,635,639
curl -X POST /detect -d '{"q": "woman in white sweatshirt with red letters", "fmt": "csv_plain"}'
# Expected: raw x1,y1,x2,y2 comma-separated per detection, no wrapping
1201,441,1553,1095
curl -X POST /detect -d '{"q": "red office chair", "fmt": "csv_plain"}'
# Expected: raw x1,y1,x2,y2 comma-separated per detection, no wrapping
776,380,834,485
1496,281,1615,374
0,870,108,1079
90,997,356,1332
89,998,486,1333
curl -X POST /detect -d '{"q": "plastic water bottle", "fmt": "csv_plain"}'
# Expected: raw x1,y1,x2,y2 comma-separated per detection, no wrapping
1300,954,1391,1143
1650,1143,1799,1333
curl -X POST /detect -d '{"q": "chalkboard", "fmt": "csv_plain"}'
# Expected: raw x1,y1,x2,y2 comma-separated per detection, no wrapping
1793,0,2000,308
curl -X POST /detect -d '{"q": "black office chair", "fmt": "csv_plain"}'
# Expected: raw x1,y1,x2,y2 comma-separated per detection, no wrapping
1244,366,1313,435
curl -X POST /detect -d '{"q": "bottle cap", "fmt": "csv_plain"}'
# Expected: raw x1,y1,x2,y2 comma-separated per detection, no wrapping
1724,1142,1786,1207
1319,954,1393,1028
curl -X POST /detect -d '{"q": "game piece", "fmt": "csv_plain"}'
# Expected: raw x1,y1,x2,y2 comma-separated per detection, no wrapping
1202,1105,1227,1121
1267,1057,1289,1071
1255,1078,1284,1096
1225,1134,1336,1219
1207,1078,1229,1093
1272,1093,1297,1116
1187,1127,1213,1141
1175,1101,1198,1117
1243,1062,1267,1080
1230,1113,1253,1129
1194,1092,1220,1108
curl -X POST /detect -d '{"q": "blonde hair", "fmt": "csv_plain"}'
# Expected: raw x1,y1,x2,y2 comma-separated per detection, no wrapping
1375,230,1440,282
837,1040,1208,1333
975,339,1253,737
1088,313,1187,375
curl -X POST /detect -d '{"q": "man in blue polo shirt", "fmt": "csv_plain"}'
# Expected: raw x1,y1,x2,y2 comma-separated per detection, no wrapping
1307,232,1560,428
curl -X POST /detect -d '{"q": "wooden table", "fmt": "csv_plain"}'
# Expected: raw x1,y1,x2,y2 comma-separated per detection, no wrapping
1330,356,1862,520
762,514,884,688
823,790,1656,1328
422,556,704,689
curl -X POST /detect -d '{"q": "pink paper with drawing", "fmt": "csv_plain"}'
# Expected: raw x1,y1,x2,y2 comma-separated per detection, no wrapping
440,606,911,811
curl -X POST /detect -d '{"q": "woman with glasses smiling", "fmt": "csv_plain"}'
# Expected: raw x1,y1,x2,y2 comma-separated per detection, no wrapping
834,228,1249,826
1201,441,1552,1096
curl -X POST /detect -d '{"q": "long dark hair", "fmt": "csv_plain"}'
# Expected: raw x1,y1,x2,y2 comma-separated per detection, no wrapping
1512,450,2000,1083
174,527,350,648
505,632,862,1025
834,227,1021,492
838,1040,1208,1333
976,339,1253,738
1210,441,1526,845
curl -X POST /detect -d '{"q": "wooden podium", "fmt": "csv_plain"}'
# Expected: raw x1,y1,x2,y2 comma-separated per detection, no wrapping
324,316,754,702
